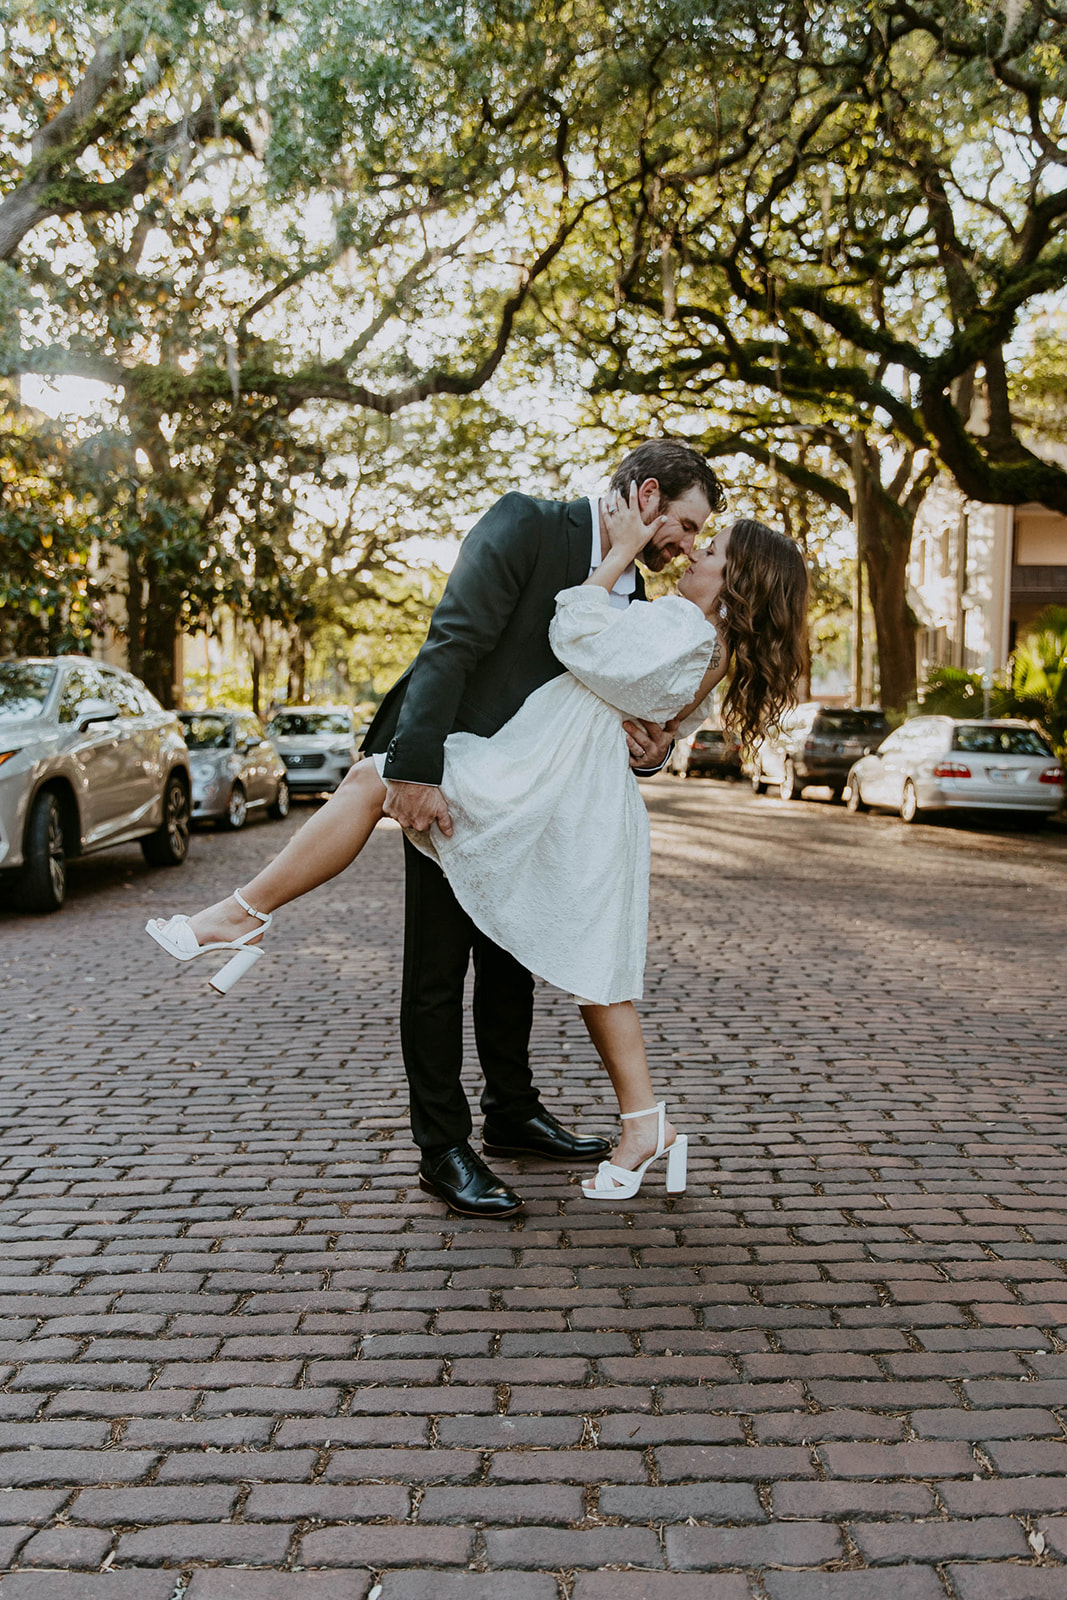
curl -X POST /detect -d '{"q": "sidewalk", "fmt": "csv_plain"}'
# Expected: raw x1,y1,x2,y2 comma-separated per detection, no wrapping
1,783,1066,1599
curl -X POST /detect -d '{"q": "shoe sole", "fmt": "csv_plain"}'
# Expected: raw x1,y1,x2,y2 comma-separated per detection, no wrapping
481,1141,610,1163
417,1175,524,1218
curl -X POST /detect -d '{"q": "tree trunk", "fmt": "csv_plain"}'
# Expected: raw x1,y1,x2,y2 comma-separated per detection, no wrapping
140,594,180,707
249,637,263,719
851,555,864,705
136,569,180,707
851,435,919,712
125,549,144,680
797,627,811,703
287,629,306,703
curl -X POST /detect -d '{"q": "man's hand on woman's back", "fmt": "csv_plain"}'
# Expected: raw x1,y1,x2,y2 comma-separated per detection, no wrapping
624,718,673,771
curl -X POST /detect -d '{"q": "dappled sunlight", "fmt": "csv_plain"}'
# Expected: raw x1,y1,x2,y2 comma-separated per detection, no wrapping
640,777,1066,1076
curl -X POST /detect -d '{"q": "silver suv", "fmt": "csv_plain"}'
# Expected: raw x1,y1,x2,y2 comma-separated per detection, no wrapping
0,657,192,912
750,703,891,802
265,705,359,795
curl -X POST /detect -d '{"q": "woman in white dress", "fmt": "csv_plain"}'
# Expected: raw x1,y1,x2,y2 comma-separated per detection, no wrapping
147,495,807,1198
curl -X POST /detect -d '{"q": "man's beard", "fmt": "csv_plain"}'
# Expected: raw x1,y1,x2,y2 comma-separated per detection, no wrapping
640,539,670,573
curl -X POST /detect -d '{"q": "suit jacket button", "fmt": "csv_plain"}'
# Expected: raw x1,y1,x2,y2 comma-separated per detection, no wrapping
387,738,398,757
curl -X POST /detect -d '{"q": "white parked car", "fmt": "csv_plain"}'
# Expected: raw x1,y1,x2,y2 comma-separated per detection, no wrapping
265,706,359,795
846,716,1064,825
0,657,192,912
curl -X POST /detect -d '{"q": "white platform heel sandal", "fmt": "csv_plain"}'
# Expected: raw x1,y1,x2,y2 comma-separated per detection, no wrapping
582,1102,688,1200
145,888,272,995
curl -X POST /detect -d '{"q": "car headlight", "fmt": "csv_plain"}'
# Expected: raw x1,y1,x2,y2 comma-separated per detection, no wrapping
330,742,354,756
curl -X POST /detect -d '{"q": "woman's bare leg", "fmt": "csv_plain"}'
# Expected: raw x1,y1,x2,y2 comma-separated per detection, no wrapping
578,1001,676,1183
177,761,388,946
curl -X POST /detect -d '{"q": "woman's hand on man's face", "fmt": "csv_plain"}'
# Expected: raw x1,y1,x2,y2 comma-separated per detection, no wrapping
604,483,665,561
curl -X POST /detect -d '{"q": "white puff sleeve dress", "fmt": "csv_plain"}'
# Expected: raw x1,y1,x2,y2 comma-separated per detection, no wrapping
384,585,720,1005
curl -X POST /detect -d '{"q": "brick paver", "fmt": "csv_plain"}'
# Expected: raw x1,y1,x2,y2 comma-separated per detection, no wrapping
2,783,1067,1599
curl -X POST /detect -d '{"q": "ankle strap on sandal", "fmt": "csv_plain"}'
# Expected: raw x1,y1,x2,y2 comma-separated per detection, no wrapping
234,888,270,924
620,1101,665,1121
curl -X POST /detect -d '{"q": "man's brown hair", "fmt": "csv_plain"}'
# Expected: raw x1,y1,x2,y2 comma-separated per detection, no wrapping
609,440,726,514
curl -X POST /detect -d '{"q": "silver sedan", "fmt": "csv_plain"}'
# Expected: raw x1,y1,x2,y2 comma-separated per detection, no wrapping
178,710,289,829
846,716,1064,825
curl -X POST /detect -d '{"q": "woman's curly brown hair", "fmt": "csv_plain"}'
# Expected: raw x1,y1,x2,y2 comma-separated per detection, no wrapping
717,519,808,749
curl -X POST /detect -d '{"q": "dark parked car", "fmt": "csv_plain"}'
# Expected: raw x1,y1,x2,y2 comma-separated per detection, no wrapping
0,656,191,912
749,703,891,801
178,710,290,829
669,726,743,780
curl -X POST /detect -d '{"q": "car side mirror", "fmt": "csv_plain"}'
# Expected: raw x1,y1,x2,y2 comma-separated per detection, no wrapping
76,699,120,731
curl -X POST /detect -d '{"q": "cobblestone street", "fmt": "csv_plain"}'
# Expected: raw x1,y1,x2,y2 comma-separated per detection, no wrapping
2,777,1067,1600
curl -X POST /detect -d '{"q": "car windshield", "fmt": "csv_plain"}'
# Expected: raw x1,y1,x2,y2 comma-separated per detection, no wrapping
0,663,56,723
953,725,1051,757
693,731,725,746
180,714,233,750
816,710,889,735
269,712,350,737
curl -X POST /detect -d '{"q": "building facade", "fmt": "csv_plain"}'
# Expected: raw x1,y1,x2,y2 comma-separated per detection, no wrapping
910,484,1067,685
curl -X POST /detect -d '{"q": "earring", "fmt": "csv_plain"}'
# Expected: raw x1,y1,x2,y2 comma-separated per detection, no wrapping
718,602,728,620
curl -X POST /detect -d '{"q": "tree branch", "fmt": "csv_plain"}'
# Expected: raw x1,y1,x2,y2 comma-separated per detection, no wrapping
28,31,130,162
705,435,853,516
1,54,246,261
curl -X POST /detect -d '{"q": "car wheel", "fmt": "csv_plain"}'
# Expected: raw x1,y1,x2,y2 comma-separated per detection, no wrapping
269,778,291,820
15,789,67,913
780,759,801,800
222,783,248,831
900,779,922,825
750,766,766,795
141,774,191,866
845,772,868,813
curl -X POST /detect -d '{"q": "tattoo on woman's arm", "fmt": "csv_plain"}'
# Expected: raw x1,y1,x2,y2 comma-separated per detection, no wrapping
709,639,722,669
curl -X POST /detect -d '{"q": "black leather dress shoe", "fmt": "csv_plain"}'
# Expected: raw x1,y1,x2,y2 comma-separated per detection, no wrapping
482,1107,611,1163
418,1143,524,1218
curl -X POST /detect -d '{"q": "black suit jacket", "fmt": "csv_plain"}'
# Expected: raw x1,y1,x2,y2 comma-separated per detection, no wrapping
362,492,646,785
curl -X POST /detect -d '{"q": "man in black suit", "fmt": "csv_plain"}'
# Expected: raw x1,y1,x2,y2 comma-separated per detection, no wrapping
361,440,725,1217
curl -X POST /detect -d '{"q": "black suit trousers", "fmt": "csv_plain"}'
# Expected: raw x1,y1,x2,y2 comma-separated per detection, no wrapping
400,837,540,1151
